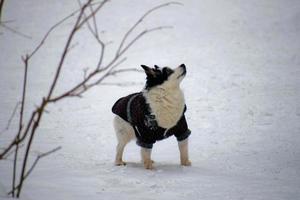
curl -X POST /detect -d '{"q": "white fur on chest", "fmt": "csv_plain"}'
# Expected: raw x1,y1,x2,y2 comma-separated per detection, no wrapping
144,88,185,129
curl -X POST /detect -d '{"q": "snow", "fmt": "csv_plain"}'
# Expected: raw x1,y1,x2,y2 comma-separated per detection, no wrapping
1,0,300,199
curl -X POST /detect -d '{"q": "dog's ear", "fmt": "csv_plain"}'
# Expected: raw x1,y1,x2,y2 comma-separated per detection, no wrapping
154,65,160,70
141,65,156,77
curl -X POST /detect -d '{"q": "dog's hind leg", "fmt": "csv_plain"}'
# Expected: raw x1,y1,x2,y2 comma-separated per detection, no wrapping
115,142,127,166
113,116,135,166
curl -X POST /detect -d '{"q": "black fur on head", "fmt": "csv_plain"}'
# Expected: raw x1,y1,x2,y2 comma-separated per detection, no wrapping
141,65,174,90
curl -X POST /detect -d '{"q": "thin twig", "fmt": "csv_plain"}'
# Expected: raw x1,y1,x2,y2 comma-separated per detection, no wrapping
18,56,29,133
1,144,24,160
76,0,109,29
0,23,32,39
78,0,106,70
109,68,142,75
89,3,99,38
79,57,128,91
8,146,62,195
0,0,5,23
100,81,143,87
46,0,93,101
0,102,20,135
0,110,37,159
16,98,47,197
89,2,106,70
116,1,182,56
25,146,62,181
12,55,28,197
0,19,14,23
119,26,172,55
75,57,128,96
27,0,106,59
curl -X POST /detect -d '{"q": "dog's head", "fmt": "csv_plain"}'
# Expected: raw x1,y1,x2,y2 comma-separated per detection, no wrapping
141,64,186,90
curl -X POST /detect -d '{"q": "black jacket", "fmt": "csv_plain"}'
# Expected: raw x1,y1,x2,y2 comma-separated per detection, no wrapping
112,92,191,149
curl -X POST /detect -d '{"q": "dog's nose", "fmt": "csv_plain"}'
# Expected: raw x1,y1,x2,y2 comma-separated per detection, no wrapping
180,64,186,74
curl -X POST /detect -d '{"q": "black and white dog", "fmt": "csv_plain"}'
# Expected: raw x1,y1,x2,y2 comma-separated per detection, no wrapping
112,64,191,169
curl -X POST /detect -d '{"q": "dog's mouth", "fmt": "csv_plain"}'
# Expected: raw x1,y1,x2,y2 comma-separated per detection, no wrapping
177,69,186,79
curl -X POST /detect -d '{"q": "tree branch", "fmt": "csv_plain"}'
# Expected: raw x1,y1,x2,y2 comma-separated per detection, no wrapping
0,0,5,23
0,23,32,39
8,146,62,196
0,110,37,159
100,81,143,87
119,25,172,56
0,1,181,198
11,55,29,197
116,1,182,56
0,102,20,135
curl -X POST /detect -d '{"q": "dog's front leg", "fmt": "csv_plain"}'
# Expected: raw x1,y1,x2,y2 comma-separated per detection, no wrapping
141,148,153,169
178,138,191,166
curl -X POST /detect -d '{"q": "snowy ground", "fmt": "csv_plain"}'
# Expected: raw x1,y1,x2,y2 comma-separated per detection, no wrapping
1,0,300,199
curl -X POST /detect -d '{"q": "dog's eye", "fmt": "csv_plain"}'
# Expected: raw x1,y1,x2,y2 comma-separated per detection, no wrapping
163,67,173,76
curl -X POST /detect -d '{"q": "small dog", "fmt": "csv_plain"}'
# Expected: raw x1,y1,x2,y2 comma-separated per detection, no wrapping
112,64,191,169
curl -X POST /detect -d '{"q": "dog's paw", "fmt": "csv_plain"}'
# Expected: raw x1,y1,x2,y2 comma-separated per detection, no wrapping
181,160,192,166
115,160,126,166
144,160,154,170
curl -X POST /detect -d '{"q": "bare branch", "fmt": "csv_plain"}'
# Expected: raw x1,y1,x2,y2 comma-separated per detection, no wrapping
0,0,176,161
98,2,180,74
0,110,37,159
0,144,24,160
16,98,47,197
88,3,106,70
0,19,14,23
116,1,182,56
45,0,93,101
67,42,79,53
11,55,29,197
119,26,172,56
0,23,32,39
27,0,106,59
0,0,5,23
81,57,128,90
76,0,109,29
18,55,29,135
89,2,99,38
14,2,108,196
101,81,143,87
109,68,142,76
0,0,102,159
1,1,180,197
24,146,62,180
78,0,106,70
47,2,178,104
8,146,62,196
83,67,89,79
0,102,20,135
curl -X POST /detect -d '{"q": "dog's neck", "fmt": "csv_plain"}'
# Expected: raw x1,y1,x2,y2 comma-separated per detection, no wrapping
143,86,185,129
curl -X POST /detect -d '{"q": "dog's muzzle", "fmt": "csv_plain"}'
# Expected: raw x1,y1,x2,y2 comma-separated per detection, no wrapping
178,64,186,78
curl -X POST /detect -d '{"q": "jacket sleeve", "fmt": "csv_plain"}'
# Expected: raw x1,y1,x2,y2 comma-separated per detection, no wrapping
134,125,156,149
172,114,191,141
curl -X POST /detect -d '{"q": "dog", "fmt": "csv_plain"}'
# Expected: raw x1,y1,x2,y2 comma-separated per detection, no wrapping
112,64,191,169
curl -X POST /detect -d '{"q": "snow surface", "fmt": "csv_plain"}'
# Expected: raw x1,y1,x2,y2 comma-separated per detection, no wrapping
1,0,300,199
